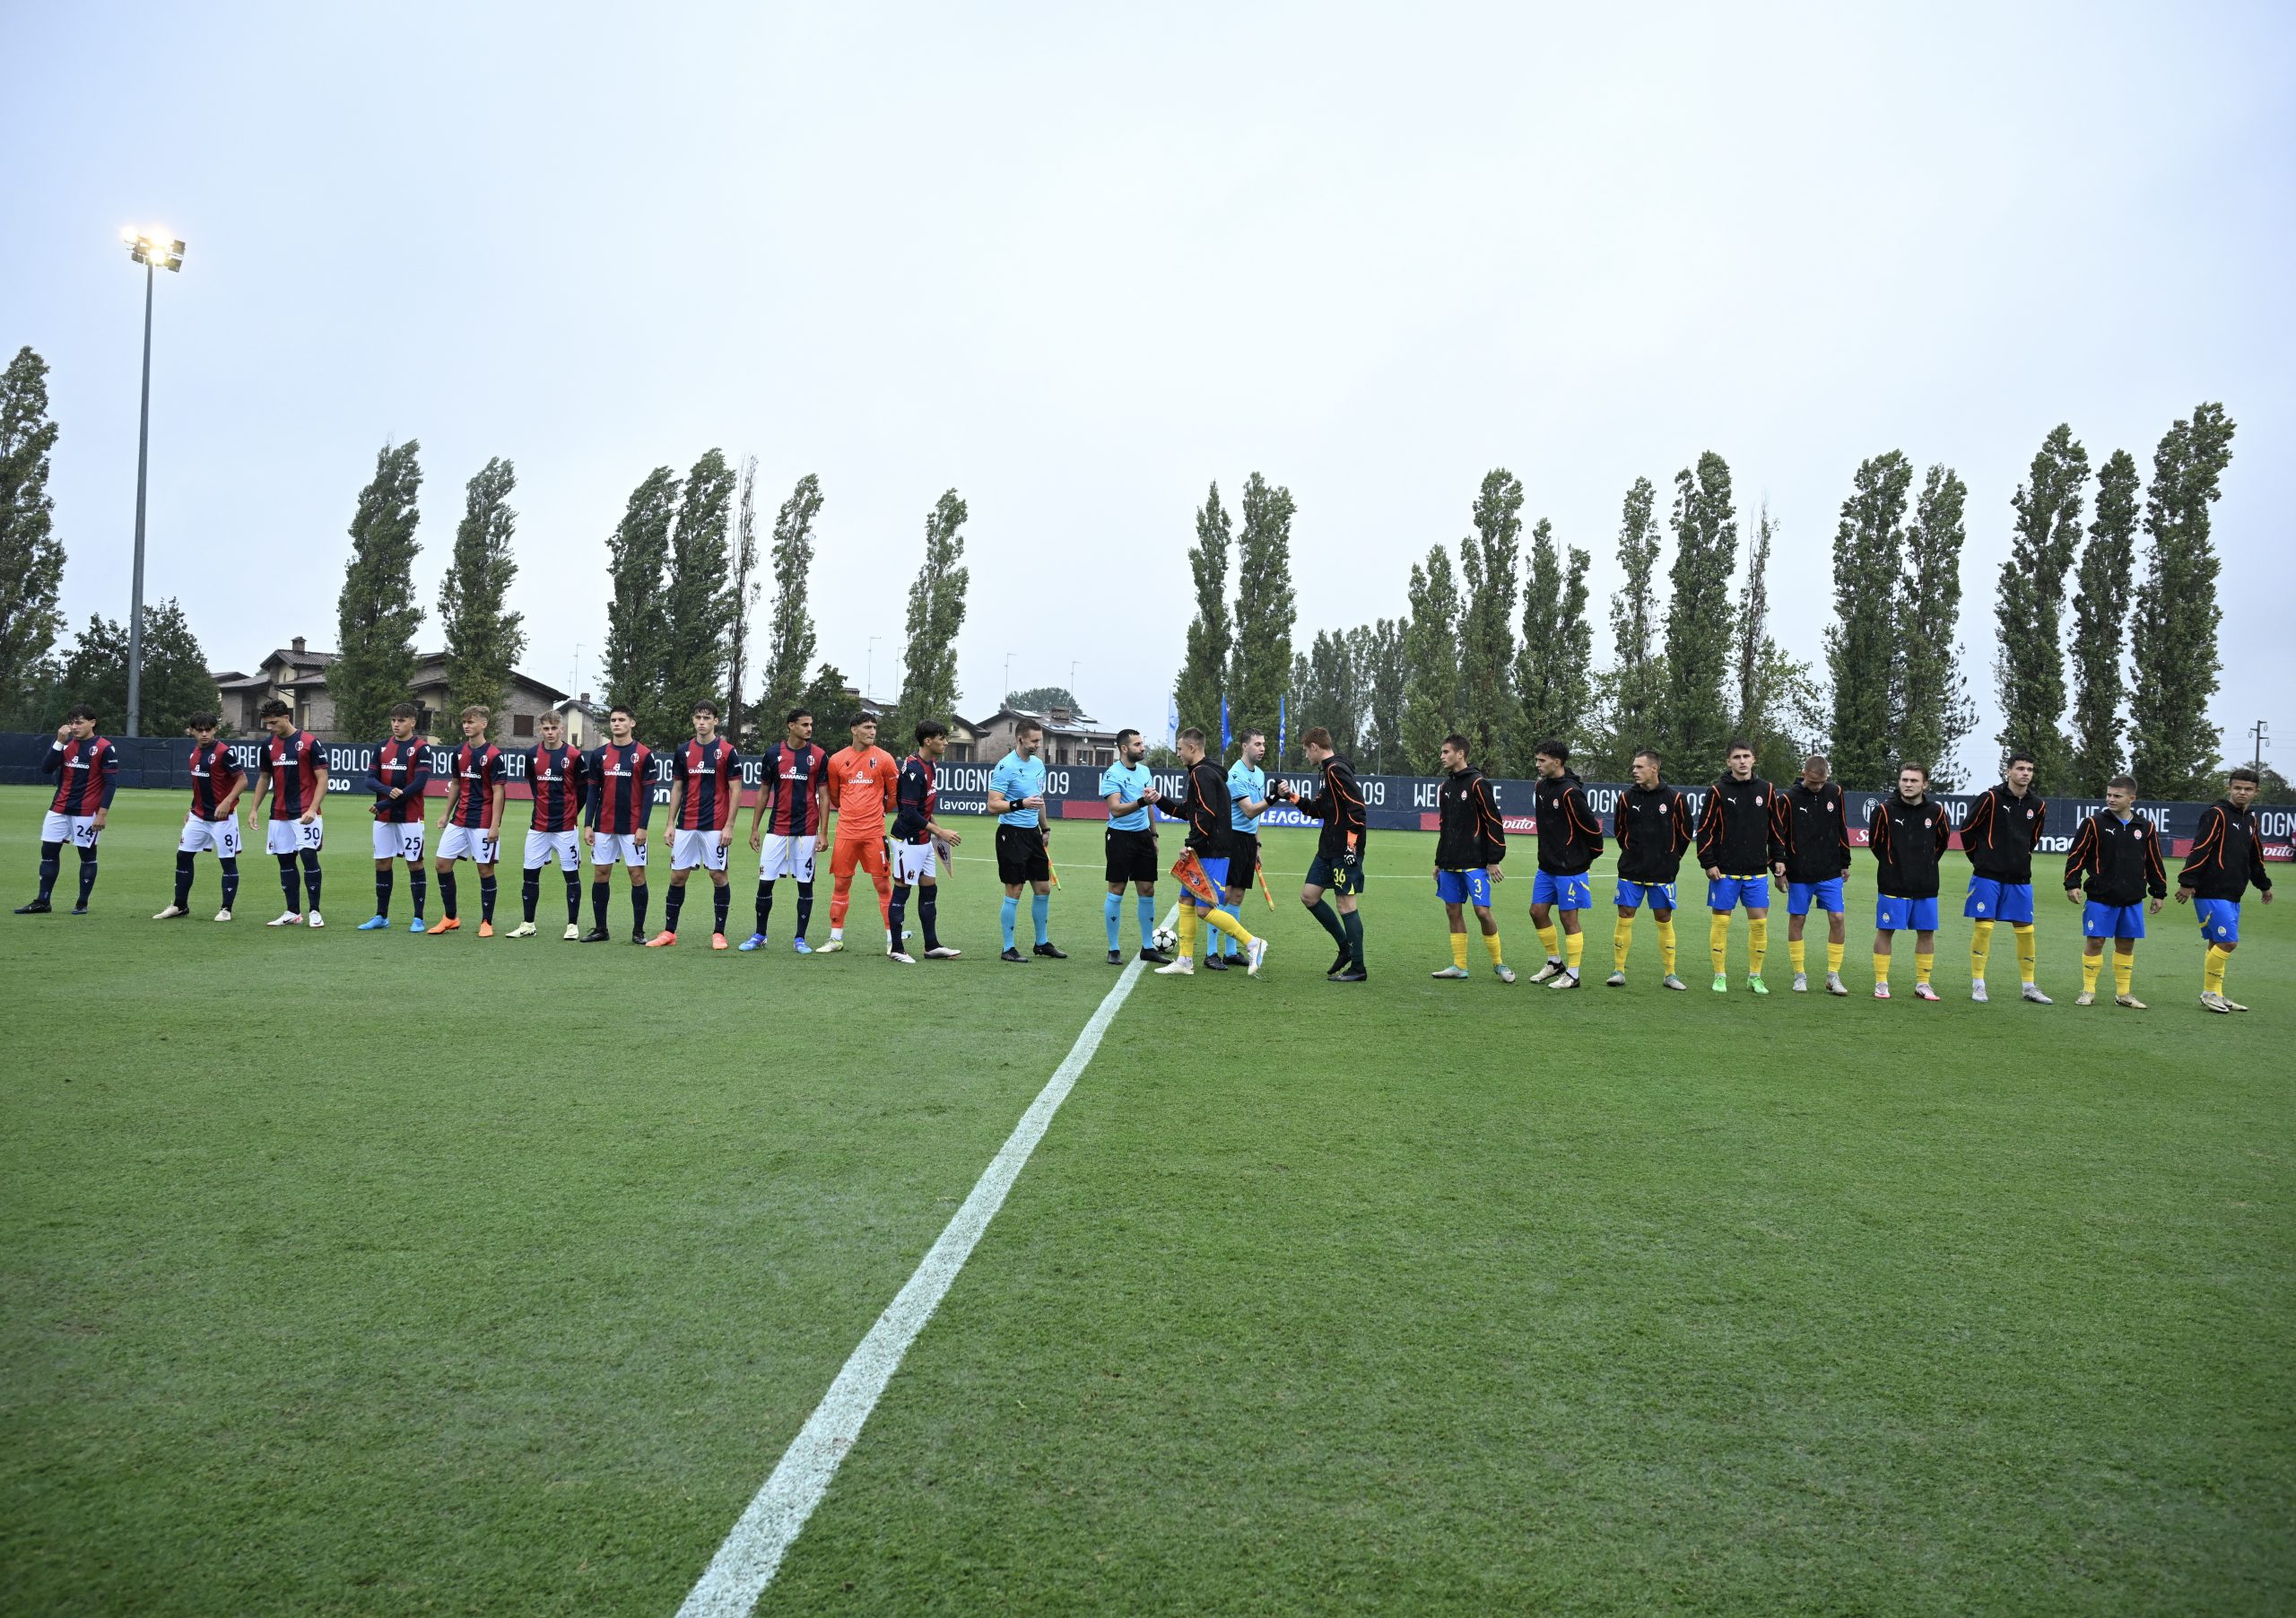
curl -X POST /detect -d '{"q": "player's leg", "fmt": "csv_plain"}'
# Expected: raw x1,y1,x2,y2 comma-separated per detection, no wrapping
866,839,894,936
266,820,303,922
22,811,66,908
1549,878,1587,986
520,832,545,928
1912,922,1938,1000
1743,900,1770,992
1609,895,1637,985
624,844,649,942
163,816,204,918
1300,859,1350,975
825,837,858,947
584,839,614,940
1472,879,1509,981
1439,892,1472,977
67,822,100,912
1333,885,1366,979
434,842,459,926
297,831,324,923
1824,898,1848,989
1137,878,1164,957
1706,875,1735,988
1530,871,1563,978
1653,902,1683,987
709,860,732,944
1873,925,1895,997
2113,935,2141,1006
2078,935,2105,1002
475,844,499,934
791,838,817,950
1030,876,1057,954
373,843,396,924
1786,893,1807,983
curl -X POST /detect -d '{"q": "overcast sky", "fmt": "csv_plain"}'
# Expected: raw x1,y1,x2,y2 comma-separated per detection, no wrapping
8,2,2291,778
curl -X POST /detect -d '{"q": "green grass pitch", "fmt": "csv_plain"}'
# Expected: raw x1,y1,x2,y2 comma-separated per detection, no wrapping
3,784,2290,1615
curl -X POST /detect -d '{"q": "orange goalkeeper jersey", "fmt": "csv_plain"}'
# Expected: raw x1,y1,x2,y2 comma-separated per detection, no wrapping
824,744,898,838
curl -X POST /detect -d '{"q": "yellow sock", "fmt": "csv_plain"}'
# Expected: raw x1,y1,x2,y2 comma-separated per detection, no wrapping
1202,908,1253,947
1450,931,1471,970
1656,917,1676,974
1969,919,1994,980
1483,929,1505,967
1874,951,1891,987
2013,924,2037,986
2112,953,2134,997
1613,916,1632,972
1747,916,1768,976
1535,922,1560,962
1565,930,1584,971
1177,908,1196,957
1914,950,1934,985
1709,912,1731,975
2203,945,2225,994
2081,953,2102,994
1788,937,1806,974
1826,940,1845,974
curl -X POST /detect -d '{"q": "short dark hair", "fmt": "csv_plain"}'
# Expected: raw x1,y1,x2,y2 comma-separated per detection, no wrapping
1301,726,1333,750
1899,761,1930,780
1177,726,1205,746
1802,752,1827,770
187,711,218,731
786,707,813,726
65,703,99,723
2007,751,2037,770
691,700,720,718
1114,727,1140,748
2229,766,2261,786
1014,718,1043,739
851,711,877,728
609,703,635,720
258,699,291,721
1240,728,1265,745
1725,738,1753,757
915,719,947,744
1440,733,1470,753
388,700,421,721
1534,737,1569,764
1634,748,1662,768
2108,773,2137,794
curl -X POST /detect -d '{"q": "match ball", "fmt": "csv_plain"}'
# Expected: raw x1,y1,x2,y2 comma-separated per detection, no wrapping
1152,926,1178,953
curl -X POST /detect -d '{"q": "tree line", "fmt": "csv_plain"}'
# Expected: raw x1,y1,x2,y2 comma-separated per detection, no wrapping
1176,404,2250,799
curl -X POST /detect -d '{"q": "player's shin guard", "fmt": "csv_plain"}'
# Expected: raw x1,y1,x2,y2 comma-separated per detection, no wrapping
478,875,497,925
521,870,542,923
1307,897,1346,947
1746,916,1768,976
1483,929,1504,967
794,880,813,939
438,869,458,920
755,878,775,935
277,853,301,912
712,883,729,936
1450,932,1471,970
1709,912,1732,975
1656,916,1676,975
591,879,611,931
1176,906,1197,959
1218,901,1243,957
1139,895,1158,950
1826,940,1845,974
408,866,427,919
1564,929,1584,972
300,850,323,912
1000,894,1019,950
1031,892,1050,946
218,857,239,909
874,871,893,928
663,883,685,935
1202,906,1253,949
1787,937,1805,974
1535,921,1560,963
630,885,649,936
2112,953,2134,997
75,846,98,907
1914,949,1934,985
375,867,395,919
918,887,940,950
889,882,910,945
1874,950,1891,987
564,872,582,926
1103,892,1121,951
176,851,197,910
36,840,61,901
1341,909,1364,969
2013,924,2037,986
1969,918,1994,980
2081,952,2102,995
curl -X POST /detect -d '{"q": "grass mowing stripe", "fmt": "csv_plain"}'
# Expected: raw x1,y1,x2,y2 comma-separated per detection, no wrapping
676,905,1180,1618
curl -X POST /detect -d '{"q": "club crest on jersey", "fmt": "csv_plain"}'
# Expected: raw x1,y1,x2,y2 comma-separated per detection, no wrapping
1753,795,1764,805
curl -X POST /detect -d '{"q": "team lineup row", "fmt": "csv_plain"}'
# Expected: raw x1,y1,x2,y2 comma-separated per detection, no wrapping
16,700,2276,1012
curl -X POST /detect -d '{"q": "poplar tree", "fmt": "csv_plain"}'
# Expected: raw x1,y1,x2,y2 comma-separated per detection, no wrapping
1734,498,1774,736
1456,468,1524,767
725,457,761,743
438,457,526,725
657,448,738,739
1661,452,1738,772
890,490,970,743
0,347,65,716
1993,424,2089,786
331,439,425,741
1513,516,1592,760
2130,403,2237,798
1826,450,1913,787
1174,481,1231,742
1733,502,1821,782
1227,473,1296,747
1599,475,1665,771
1296,629,1362,758
1898,464,1976,787
1400,546,1460,770
761,474,823,729
602,466,678,736
1356,618,1407,773
2067,449,2141,794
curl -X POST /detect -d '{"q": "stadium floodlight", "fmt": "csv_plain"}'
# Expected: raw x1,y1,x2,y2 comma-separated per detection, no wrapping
119,228,187,737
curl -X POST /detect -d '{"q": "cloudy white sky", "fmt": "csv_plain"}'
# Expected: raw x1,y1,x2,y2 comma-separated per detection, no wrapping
8,2,2291,777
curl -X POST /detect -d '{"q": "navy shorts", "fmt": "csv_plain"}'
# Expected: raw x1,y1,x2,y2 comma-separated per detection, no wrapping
1305,850,1364,897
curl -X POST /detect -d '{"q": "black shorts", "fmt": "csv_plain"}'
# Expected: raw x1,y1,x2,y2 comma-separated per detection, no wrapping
1225,832,1258,887
1104,825,1158,884
996,823,1051,886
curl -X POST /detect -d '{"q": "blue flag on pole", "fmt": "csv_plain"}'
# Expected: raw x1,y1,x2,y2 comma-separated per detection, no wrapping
1278,692,1286,764
1166,693,1179,749
1220,694,1231,752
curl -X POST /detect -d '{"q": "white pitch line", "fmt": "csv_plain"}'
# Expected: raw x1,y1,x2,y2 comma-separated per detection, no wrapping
674,908,1178,1618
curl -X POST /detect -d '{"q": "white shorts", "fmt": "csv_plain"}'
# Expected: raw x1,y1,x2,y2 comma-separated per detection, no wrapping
39,811,98,848
371,822,425,862
525,830,580,871
591,832,648,868
760,832,817,881
182,815,243,857
890,839,935,883
672,828,731,873
265,817,324,856
437,824,499,865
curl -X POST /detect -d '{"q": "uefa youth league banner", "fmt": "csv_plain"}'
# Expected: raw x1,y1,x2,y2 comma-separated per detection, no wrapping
3,735,2286,861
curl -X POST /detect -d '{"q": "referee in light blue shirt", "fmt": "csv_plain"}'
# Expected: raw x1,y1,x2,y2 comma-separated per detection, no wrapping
1098,727,1170,965
1210,727,1269,967
987,718,1061,961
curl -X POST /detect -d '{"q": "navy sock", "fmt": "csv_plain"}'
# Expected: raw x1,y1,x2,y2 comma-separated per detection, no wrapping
712,884,730,935
218,857,239,910
564,872,582,924
889,883,910,947
919,888,939,950
300,850,322,912
408,866,427,918
755,880,772,935
522,869,541,922
175,851,196,909
36,841,60,901
479,874,497,924
75,849,98,907
1342,909,1364,968
630,885,649,935
591,880,611,930
794,880,813,938
375,868,394,918
438,869,457,919
1307,898,1346,946
277,854,300,912
664,883,685,934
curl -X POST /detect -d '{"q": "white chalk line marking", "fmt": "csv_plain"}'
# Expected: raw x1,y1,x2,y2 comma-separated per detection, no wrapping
674,906,1181,1618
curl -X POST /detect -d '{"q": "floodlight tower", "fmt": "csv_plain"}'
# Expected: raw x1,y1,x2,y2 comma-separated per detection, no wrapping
122,229,186,737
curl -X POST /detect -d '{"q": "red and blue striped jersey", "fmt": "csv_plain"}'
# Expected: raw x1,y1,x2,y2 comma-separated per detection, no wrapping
757,741,827,837
674,738,741,831
365,737,431,823
45,736,119,815
263,731,328,820
586,741,654,835
444,742,505,829
893,755,936,844
188,740,242,820
526,744,587,833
